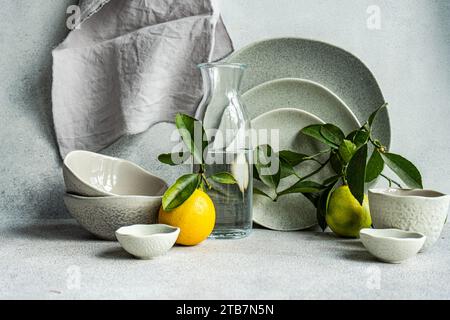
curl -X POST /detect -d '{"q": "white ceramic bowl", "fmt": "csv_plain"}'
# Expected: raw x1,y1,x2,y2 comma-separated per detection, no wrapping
63,193,162,240
360,228,426,263
116,224,180,260
369,188,450,251
63,150,168,197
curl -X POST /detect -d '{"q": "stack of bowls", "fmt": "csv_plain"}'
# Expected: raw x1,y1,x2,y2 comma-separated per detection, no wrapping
63,151,168,240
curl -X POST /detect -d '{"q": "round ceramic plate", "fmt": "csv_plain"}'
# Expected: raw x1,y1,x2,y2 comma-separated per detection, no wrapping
251,108,331,231
226,38,390,148
242,78,360,135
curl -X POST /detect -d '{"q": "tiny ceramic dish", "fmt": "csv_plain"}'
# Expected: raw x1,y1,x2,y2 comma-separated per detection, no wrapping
360,228,426,264
63,150,168,197
116,225,180,260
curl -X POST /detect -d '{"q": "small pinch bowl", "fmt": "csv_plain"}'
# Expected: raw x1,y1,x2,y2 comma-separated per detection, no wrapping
360,228,426,264
369,188,450,251
116,225,180,260
63,194,162,240
63,150,168,197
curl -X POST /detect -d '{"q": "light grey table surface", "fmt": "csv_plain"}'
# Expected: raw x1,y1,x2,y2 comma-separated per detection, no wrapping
1,219,449,300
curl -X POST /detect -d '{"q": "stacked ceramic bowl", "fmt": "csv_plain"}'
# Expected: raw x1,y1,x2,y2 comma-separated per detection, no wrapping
63,151,168,241
221,38,391,232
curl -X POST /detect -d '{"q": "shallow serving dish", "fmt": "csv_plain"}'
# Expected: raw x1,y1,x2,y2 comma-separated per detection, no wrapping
242,78,360,134
116,224,180,260
360,228,426,264
369,188,449,251
63,150,168,197
63,193,162,240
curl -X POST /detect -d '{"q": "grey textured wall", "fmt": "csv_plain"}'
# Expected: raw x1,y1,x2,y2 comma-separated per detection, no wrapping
1,0,77,219
0,0,187,220
1,0,449,220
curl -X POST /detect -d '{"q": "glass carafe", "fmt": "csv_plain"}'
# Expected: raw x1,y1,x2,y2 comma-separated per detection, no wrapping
195,63,253,239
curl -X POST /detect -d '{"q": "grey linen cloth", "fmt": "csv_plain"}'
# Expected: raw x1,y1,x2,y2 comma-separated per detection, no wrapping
52,0,233,158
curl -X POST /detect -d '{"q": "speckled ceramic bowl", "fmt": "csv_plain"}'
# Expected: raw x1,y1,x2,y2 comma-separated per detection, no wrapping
369,188,450,251
116,224,180,260
63,193,162,240
63,150,168,197
360,228,426,264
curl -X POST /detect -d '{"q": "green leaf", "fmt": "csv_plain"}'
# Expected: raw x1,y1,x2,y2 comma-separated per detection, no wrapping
368,103,388,128
278,181,324,197
323,175,340,186
346,130,358,141
210,172,237,185
304,192,320,207
158,152,190,166
175,114,205,165
320,124,345,146
254,145,281,190
253,164,261,181
338,139,357,164
346,130,369,147
278,150,311,179
353,130,370,147
279,157,296,179
381,153,423,189
373,139,383,148
301,124,338,149
330,151,343,175
316,192,328,231
366,149,384,182
346,144,368,205
278,150,309,166
316,182,337,231
162,174,200,211
254,187,272,200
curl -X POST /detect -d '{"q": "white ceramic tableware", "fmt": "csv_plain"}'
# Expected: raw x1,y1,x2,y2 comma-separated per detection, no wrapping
225,37,390,149
63,150,168,197
251,108,332,231
116,224,180,260
360,228,426,263
63,193,162,240
241,78,360,135
369,188,450,251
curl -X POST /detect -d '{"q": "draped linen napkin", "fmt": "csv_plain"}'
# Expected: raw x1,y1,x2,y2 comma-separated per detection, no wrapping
52,0,233,158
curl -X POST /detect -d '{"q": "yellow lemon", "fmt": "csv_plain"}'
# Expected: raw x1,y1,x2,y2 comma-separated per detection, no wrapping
159,189,216,246
326,185,371,238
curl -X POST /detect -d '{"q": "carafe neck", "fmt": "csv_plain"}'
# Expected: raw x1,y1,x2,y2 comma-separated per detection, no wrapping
199,63,246,99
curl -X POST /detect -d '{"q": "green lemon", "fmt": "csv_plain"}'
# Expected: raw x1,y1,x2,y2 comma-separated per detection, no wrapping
326,185,371,238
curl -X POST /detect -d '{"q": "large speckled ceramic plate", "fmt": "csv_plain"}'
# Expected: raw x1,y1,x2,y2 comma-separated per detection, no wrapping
225,38,390,148
251,108,331,231
242,78,360,135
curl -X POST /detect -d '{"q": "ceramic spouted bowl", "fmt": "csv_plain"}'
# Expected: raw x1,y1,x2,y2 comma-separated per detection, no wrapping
360,228,426,263
63,150,168,197
369,188,450,251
